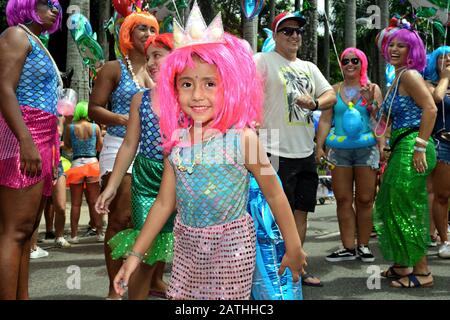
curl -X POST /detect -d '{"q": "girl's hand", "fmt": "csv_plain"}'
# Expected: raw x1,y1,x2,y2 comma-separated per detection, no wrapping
19,138,42,177
360,84,376,106
441,66,450,80
413,150,428,173
278,247,308,282
113,255,141,296
95,187,117,214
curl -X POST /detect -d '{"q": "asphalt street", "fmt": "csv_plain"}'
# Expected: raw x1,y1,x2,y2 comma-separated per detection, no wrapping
29,198,450,300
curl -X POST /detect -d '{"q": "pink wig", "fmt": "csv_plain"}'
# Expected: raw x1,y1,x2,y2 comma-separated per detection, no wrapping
157,33,263,153
382,29,426,72
6,0,62,34
340,48,369,86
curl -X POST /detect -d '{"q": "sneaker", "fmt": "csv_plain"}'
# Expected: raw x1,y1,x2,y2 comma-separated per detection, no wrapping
429,235,438,247
30,247,49,259
41,231,56,243
55,237,72,248
68,236,79,244
83,226,97,238
96,233,105,242
356,245,375,262
438,241,450,259
326,248,356,262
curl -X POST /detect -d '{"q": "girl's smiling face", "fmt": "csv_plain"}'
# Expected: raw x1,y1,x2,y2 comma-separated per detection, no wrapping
176,56,220,127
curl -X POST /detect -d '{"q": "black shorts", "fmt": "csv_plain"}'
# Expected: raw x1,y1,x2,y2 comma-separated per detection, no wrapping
270,153,318,213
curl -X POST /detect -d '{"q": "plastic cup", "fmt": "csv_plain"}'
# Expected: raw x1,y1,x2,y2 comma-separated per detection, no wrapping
57,88,77,116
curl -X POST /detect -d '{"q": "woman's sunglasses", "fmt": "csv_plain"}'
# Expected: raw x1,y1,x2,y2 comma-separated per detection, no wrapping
277,27,304,37
341,58,360,66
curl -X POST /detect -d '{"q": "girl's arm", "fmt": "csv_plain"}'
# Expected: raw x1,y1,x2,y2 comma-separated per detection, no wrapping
241,129,307,281
429,66,450,104
94,92,143,213
88,61,128,127
113,156,176,295
315,84,338,162
95,123,103,152
0,27,42,177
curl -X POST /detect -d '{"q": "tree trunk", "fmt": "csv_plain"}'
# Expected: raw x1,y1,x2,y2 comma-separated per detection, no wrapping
295,0,301,12
323,0,330,80
300,0,318,64
242,13,258,53
269,0,276,26
378,0,389,94
344,0,356,48
67,0,91,100
97,0,110,61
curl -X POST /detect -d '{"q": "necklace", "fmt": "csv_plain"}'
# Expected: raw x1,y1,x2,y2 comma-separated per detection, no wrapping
18,24,63,89
124,55,142,90
173,131,217,174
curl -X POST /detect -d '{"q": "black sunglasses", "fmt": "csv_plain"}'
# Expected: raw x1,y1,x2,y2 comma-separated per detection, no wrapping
277,27,304,37
341,58,360,66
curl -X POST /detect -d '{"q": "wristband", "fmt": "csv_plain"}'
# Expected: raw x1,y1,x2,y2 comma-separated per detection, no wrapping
413,146,426,153
127,250,144,261
313,99,319,111
415,137,428,147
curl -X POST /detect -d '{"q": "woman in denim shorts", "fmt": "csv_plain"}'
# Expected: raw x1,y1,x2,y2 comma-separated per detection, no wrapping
424,46,450,259
316,48,383,263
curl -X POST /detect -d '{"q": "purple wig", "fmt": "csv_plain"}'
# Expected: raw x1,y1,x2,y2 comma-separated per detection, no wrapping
6,0,62,34
382,29,426,72
340,48,369,86
157,33,263,153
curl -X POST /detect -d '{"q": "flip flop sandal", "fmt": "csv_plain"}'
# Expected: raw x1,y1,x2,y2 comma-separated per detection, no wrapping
301,274,323,287
380,266,411,279
390,273,433,288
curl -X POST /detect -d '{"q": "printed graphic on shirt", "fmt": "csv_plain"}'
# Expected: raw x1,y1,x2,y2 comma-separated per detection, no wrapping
280,66,314,127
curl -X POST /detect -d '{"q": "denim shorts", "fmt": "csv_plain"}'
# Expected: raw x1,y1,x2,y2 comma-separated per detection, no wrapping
436,140,450,165
329,145,380,170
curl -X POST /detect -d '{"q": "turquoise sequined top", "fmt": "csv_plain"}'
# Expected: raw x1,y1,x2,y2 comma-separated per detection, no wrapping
381,78,422,130
169,130,249,228
138,90,163,161
107,60,142,138
70,123,97,159
16,34,58,115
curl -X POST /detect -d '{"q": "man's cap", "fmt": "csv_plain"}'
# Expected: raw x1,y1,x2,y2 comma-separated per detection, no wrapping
272,11,307,33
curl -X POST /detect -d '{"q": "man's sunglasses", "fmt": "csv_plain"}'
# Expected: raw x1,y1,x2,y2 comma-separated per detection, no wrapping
341,58,360,66
277,27,304,37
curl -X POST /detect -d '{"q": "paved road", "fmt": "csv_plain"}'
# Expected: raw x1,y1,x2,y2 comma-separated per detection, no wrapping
29,199,450,300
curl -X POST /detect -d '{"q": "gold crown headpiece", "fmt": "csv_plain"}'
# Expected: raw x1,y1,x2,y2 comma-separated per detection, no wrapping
173,0,225,49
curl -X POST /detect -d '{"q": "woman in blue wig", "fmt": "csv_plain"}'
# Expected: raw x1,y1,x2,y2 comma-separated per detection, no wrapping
424,46,450,259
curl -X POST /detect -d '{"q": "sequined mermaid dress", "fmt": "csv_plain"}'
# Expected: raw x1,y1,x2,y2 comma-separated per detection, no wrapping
373,76,436,266
167,129,256,300
108,90,174,265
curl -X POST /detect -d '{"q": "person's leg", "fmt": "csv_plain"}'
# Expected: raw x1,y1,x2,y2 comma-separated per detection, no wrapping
390,256,433,288
354,167,377,246
84,181,103,238
331,167,355,249
17,196,47,299
151,262,168,293
69,183,84,239
432,162,450,243
427,178,438,244
128,264,156,300
103,173,132,299
53,175,67,239
43,197,54,234
0,182,44,299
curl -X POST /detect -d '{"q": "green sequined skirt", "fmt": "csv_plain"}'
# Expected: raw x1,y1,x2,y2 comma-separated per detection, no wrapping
108,153,175,265
373,128,436,266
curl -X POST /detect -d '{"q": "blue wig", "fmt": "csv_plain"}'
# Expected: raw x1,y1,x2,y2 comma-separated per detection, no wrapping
424,46,450,82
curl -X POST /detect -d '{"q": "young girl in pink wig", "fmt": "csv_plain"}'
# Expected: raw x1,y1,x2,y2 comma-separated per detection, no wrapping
111,31,307,300
316,47,384,264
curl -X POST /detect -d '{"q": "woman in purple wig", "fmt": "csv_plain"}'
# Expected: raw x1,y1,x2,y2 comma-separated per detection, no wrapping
0,0,62,299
